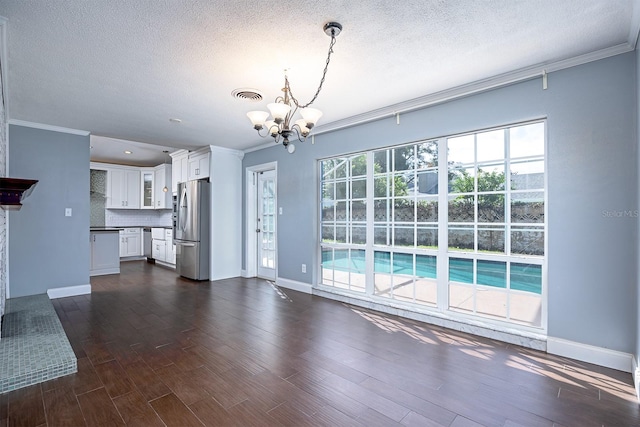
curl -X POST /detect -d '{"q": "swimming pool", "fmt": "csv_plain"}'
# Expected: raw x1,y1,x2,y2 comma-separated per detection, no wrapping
322,249,542,294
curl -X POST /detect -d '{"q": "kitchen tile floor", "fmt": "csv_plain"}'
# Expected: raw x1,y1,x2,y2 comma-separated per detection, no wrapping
0,260,638,426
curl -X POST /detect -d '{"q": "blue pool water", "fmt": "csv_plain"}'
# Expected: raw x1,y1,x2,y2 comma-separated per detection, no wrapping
322,250,542,294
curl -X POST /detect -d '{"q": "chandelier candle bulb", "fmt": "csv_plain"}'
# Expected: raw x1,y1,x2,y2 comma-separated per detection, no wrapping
295,119,310,136
265,121,278,137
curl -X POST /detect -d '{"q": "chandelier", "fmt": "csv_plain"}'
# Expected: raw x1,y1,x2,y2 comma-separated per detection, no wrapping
246,22,342,154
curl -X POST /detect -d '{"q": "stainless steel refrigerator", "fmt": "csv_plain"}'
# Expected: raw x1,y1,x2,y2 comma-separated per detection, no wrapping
174,180,210,280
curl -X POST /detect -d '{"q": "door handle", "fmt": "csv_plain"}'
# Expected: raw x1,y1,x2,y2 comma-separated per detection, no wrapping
177,242,196,247
256,229,261,232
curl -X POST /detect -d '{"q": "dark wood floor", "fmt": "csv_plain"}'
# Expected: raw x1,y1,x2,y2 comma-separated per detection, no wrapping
1,261,638,426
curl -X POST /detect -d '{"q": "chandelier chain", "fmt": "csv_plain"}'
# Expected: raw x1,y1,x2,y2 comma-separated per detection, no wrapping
288,34,338,109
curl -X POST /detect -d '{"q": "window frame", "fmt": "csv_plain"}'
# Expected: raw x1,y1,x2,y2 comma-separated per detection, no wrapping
318,119,547,334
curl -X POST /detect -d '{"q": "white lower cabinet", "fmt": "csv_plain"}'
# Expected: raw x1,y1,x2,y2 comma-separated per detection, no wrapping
150,228,175,265
90,231,120,276
152,239,167,261
119,228,142,257
165,229,176,264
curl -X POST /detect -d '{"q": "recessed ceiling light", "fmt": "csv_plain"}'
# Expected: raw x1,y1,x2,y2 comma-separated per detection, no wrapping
124,150,132,154
169,118,182,124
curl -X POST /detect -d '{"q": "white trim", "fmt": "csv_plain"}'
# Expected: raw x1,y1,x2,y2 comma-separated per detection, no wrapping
547,337,633,373
309,44,635,139
245,44,634,154
244,140,279,154
277,277,312,294
245,162,277,280
89,267,120,277
241,269,250,278
47,284,91,299
633,356,640,400
8,119,90,136
208,144,244,159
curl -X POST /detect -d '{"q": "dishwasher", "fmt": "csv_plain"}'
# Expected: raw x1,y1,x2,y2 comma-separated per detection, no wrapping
143,227,152,261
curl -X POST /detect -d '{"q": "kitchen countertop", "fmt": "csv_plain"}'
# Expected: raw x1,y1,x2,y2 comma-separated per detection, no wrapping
90,227,123,232
91,225,172,230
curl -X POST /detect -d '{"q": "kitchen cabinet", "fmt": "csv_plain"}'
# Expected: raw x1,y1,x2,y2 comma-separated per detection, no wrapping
165,228,176,264
188,149,210,181
152,239,167,261
153,164,172,209
150,227,175,265
119,228,142,257
170,150,189,193
141,170,154,209
90,231,120,276
107,168,141,209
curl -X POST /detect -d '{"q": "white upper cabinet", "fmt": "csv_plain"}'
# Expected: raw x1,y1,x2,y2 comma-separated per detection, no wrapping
141,169,154,209
107,168,141,209
153,164,173,209
170,150,189,192
187,149,210,181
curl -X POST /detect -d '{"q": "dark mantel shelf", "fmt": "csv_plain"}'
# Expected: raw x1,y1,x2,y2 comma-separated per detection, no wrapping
0,178,38,209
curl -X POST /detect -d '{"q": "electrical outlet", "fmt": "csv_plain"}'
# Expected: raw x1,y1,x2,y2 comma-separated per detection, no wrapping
301,264,306,273
279,207,283,215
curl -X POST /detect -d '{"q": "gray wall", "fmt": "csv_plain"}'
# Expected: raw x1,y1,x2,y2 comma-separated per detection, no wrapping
243,52,638,354
636,44,640,370
8,125,90,298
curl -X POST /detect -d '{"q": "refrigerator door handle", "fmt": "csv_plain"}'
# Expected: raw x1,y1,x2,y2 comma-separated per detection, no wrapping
179,185,188,232
176,241,196,247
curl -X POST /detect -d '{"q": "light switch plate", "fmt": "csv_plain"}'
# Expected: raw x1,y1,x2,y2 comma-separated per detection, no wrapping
65,208,72,217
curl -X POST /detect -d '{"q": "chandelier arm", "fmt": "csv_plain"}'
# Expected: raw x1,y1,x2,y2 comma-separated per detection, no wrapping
291,123,307,143
287,34,338,109
256,127,269,138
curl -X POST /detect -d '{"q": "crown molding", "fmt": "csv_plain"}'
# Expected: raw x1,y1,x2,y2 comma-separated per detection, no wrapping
311,43,635,137
8,119,90,136
243,140,280,154
208,144,244,159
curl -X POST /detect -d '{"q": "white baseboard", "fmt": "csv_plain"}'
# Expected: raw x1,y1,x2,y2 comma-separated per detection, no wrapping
47,284,92,299
547,337,633,373
241,269,249,278
276,277,312,294
89,267,119,277
633,356,640,400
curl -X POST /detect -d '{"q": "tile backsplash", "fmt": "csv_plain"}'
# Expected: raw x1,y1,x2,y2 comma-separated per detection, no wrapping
106,209,172,227
90,169,173,228
90,170,107,227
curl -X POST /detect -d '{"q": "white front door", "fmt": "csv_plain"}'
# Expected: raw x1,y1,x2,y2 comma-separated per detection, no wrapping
257,170,276,280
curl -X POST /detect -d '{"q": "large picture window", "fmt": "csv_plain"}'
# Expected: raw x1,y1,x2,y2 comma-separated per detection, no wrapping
319,121,546,331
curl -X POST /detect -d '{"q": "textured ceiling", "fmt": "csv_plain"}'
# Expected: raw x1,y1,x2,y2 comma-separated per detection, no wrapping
0,0,638,164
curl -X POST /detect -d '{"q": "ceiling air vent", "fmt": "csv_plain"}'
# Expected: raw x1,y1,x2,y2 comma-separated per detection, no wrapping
231,88,263,103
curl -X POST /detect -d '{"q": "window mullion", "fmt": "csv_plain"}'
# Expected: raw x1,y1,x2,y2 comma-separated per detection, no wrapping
365,151,375,296
437,137,449,311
